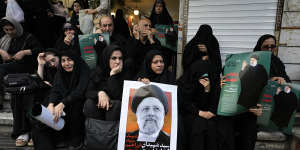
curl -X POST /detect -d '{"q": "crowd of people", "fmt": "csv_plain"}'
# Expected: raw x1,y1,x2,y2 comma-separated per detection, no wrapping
0,0,292,150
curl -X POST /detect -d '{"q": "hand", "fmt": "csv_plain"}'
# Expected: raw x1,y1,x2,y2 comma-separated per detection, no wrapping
146,29,154,43
12,51,26,60
76,25,80,29
44,81,52,87
197,44,207,53
0,49,11,61
249,104,262,116
138,78,150,84
199,111,215,119
110,63,123,76
98,91,110,110
271,77,286,85
37,53,46,65
64,33,73,45
53,103,65,123
199,78,210,92
47,103,55,115
241,60,247,71
220,76,227,88
133,25,139,40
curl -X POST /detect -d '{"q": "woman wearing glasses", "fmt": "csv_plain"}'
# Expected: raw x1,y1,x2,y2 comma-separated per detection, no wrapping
253,34,291,84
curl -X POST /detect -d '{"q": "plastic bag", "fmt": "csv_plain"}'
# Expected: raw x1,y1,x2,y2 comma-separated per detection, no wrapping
6,0,24,22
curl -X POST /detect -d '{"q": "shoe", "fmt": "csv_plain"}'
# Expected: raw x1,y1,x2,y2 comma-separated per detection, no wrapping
15,134,29,147
27,139,34,146
16,139,28,147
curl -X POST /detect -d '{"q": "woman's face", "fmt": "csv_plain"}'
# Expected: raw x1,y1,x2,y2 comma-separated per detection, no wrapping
64,28,75,36
61,56,74,72
109,50,123,70
3,25,17,37
261,38,276,53
73,2,81,13
155,3,163,14
151,55,164,74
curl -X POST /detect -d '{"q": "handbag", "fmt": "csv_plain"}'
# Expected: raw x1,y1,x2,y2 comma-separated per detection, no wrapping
85,100,121,150
3,73,40,94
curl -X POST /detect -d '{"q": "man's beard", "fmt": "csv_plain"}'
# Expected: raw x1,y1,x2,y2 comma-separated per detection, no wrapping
138,116,163,135
250,61,257,67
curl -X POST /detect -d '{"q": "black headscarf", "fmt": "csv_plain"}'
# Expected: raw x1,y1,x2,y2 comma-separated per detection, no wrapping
137,50,174,84
149,0,174,26
94,44,125,79
253,34,291,82
253,34,276,52
182,24,222,73
58,51,84,91
114,9,130,38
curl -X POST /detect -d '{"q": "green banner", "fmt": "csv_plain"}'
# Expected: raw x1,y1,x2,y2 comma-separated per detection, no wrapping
154,24,178,52
258,82,300,135
79,33,110,69
217,51,271,116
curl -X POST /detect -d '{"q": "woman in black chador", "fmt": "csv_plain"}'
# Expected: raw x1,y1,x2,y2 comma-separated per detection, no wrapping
178,58,220,150
136,50,175,85
182,24,222,74
114,9,130,39
253,34,291,83
271,86,298,128
149,0,173,26
84,45,133,150
32,51,89,150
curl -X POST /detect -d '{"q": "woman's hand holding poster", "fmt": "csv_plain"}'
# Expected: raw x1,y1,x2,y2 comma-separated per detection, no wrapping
217,51,271,116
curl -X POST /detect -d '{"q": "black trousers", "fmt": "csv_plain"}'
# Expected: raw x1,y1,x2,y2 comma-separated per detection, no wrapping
10,94,34,138
217,112,257,150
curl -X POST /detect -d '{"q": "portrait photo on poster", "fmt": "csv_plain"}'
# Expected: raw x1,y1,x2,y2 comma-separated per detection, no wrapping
118,81,177,150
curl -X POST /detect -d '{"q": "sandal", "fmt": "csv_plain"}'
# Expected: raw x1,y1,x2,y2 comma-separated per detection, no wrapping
27,139,34,146
15,134,29,147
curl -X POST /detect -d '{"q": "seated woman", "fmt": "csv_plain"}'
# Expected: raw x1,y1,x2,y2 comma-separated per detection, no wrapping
0,17,42,110
137,50,175,85
84,44,132,149
55,22,81,56
32,51,89,150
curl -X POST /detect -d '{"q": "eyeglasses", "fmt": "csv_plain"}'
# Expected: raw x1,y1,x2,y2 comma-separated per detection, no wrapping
262,44,276,50
110,56,122,61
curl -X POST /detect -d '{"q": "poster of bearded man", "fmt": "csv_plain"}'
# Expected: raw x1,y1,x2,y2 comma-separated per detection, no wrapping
118,81,177,150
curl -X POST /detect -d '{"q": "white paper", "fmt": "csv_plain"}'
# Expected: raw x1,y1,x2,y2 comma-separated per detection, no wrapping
33,105,65,131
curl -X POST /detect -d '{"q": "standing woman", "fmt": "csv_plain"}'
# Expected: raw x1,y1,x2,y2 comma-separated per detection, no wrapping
84,45,132,149
182,24,222,74
33,51,89,150
178,59,220,150
149,0,173,26
178,24,221,150
137,50,175,85
70,1,82,35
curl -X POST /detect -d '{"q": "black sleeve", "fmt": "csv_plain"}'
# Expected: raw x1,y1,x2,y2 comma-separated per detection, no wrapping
208,73,221,114
179,81,206,116
48,73,63,104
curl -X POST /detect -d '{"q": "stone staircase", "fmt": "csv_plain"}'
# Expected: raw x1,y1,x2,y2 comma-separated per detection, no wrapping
0,93,33,150
1,94,300,150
